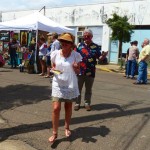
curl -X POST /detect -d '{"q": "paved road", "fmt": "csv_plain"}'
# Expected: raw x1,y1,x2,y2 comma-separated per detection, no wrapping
0,67,150,150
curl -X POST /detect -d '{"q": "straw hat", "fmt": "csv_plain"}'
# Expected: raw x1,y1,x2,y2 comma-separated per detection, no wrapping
47,32,52,36
58,33,74,43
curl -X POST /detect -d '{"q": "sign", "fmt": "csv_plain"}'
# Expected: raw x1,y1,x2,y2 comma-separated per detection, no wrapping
0,31,10,41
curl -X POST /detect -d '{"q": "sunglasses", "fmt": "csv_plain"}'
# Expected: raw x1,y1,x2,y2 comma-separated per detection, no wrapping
83,35,92,39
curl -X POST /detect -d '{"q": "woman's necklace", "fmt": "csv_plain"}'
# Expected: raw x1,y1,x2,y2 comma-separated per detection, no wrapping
61,49,71,62
64,58,67,62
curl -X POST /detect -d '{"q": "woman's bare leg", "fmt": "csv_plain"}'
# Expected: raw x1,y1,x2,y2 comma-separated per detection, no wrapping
64,102,72,137
41,60,46,75
47,66,50,76
49,101,61,143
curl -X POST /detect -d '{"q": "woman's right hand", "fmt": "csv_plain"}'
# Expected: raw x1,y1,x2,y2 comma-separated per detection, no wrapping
72,62,80,74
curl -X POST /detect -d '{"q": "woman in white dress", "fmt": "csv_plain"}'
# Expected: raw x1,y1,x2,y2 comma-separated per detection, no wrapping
49,33,82,143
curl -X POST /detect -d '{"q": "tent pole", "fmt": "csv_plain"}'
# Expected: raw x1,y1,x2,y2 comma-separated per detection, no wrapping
34,29,38,73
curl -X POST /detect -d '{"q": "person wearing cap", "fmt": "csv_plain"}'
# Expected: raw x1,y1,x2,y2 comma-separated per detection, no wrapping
74,28,102,111
50,32,61,53
126,40,139,79
38,36,47,76
49,32,82,143
134,38,150,84
44,33,61,78
47,32,52,36
44,34,53,78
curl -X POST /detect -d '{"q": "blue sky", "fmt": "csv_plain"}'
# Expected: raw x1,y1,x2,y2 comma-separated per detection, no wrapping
0,0,107,12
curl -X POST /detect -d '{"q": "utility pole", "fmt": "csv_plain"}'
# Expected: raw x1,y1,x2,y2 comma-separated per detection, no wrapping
0,11,2,22
39,6,46,16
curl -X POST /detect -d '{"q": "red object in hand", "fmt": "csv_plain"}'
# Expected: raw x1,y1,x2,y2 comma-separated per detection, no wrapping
44,44,47,48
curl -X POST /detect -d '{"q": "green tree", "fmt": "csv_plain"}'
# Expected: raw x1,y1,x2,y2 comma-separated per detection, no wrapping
106,13,134,68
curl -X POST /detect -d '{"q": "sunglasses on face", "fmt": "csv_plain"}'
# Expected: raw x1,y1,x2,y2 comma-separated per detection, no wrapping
60,40,72,46
83,35,92,39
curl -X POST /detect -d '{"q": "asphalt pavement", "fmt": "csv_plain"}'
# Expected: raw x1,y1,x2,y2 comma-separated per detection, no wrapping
0,64,150,150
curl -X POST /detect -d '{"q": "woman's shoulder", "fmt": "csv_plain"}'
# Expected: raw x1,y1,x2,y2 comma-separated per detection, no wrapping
51,49,60,56
72,50,81,55
52,49,60,53
72,50,78,56
72,50,82,61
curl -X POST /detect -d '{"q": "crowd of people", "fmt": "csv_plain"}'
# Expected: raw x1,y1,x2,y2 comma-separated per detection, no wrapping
36,29,104,144
124,38,150,85
38,32,61,78
2,29,150,144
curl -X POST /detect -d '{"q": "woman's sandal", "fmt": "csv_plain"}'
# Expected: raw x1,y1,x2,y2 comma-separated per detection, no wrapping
39,73,44,76
65,128,71,137
48,132,57,144
44,75,50,78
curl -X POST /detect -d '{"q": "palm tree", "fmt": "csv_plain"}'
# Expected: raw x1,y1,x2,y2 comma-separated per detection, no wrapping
106,13,134,68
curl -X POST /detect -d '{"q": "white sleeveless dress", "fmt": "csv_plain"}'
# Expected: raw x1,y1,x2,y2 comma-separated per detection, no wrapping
51,50,82,100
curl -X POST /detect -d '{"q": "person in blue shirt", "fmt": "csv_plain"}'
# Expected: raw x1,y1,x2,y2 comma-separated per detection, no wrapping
50,32,61,53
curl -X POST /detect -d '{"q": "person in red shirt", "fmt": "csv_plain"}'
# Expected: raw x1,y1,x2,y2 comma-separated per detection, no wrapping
74,29,102,111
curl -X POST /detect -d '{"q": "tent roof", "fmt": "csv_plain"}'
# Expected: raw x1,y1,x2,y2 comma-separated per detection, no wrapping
0,12,74,34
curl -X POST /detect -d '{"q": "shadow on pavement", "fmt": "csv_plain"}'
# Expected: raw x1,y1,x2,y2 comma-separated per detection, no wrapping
92,103,124,112
51,126,110,149
0,84,51,111
0,105,149,142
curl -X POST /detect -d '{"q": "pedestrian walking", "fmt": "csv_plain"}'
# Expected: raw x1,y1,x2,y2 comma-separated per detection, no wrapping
74,29,102,111
49,32,82,144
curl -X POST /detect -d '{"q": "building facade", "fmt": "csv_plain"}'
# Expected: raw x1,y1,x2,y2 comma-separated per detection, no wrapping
1,0,150,63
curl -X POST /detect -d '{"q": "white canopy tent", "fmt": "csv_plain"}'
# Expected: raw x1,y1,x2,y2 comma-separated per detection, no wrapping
0,12,74,34
0,12,74,73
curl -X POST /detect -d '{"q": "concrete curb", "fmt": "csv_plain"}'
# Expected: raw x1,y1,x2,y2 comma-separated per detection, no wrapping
96,65,124,73
97,67,114,72
96,65,150,77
